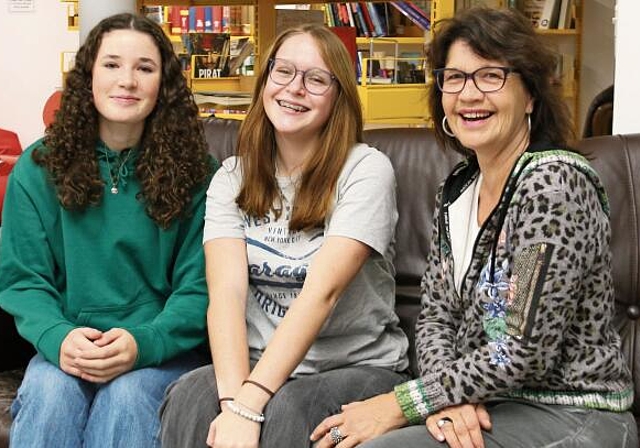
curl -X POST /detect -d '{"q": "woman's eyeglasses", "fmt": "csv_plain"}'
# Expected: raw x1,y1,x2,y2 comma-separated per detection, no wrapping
433,66,517,94
268,58,336,96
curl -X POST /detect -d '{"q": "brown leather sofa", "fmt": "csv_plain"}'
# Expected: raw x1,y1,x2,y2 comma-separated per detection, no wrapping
1,118,639,447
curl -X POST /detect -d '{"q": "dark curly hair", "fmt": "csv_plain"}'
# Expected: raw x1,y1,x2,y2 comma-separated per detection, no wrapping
427,7,575,155
34,13,212,228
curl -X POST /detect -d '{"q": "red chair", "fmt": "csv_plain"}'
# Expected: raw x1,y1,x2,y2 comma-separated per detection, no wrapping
0,128,22,223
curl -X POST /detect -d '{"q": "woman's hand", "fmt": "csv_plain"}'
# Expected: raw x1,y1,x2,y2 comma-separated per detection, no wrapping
425,404,492,448
206,408,261,448
310,392,407,447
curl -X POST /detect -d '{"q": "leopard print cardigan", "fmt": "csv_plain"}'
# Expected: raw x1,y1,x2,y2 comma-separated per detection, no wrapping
394,148,634,424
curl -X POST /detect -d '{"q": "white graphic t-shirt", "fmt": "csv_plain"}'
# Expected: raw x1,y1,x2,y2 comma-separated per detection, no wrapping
204,143,409,376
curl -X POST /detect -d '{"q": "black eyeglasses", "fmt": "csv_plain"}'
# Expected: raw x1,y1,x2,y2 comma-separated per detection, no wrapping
268,58,336,96
433,66,517,94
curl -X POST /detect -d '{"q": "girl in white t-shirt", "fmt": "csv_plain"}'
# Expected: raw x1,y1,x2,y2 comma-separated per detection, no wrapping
160,23,409,448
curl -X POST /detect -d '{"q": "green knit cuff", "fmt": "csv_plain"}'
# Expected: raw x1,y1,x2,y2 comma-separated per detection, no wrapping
394,380,428,425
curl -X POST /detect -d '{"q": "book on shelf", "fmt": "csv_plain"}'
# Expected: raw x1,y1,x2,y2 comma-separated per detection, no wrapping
350,4,369,38
161,6,252,37
359,3,377,36
204,7,214,32
330,26,358,68
228,37,255,75
557,0,574,29
518,0,546,29
537,0,561,30
325,3,391,37
168,6,188,34
389,2,430,31
212,6,223,33
190,33,231,78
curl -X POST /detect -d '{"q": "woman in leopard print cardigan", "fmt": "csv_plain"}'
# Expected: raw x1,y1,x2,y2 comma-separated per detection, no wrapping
311,7,636,448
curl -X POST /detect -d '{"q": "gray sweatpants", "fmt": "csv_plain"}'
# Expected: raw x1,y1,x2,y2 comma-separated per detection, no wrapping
159,364,408,448
360,399,638,448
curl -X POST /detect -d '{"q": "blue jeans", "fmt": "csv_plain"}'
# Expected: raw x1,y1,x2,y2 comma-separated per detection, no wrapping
10,352,205,448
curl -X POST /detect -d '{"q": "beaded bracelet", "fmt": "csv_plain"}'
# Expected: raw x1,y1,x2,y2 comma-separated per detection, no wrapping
225,400,265,423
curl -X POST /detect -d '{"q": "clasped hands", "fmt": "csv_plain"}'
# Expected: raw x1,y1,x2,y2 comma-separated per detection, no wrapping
59,327,138,383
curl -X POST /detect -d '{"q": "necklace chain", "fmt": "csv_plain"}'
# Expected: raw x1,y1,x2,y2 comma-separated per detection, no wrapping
104,149,133,194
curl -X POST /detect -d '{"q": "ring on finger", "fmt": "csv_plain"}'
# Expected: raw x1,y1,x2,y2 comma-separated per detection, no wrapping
436,416,453,428
330,426,345,445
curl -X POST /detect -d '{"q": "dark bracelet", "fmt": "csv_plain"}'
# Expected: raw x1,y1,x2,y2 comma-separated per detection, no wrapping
242,379,275,398
218,397,234,407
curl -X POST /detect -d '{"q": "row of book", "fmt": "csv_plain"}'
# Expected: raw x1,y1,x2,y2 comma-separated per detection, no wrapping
178,34,254,79
325,2,430,38
518,0,576,30
461,0,576,30
143,5,253,35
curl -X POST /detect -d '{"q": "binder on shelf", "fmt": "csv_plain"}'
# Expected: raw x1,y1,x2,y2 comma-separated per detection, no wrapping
557,0,573,29
204,6,213,32
179,7,189,34
212,6,223,33
537,0,560,30
188,7,197,33
195,7,206,33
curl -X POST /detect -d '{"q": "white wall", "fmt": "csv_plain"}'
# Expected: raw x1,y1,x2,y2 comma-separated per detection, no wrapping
0,2,78,148
613,0,640,134
580,0,615,134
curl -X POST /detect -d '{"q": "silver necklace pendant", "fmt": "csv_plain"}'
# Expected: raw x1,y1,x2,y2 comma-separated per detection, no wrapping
110,185,119,194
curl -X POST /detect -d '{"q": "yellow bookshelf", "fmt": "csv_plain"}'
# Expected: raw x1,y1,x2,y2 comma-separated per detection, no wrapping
137,1,455,124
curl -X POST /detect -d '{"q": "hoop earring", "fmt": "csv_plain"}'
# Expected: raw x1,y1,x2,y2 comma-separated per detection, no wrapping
442,116,455,138
527,113,532,133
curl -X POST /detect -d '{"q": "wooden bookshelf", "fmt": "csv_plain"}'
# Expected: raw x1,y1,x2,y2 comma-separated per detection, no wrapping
137,1,455,124
474,0,583,130
61,0,79,30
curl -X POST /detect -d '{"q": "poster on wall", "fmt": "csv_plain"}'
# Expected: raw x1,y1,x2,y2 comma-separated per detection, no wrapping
8,0,35,12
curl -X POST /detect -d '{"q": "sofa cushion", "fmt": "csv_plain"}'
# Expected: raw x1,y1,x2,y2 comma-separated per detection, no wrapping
578,134,640,415
0,369,22,447
362,127,462,286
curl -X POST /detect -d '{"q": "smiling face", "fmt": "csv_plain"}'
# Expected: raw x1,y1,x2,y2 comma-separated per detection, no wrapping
92,29,161,141
262,32,337,146
442,40,533,156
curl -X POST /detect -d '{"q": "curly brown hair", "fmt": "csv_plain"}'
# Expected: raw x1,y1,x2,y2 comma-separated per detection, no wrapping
427,7,575,155
34,13,212,228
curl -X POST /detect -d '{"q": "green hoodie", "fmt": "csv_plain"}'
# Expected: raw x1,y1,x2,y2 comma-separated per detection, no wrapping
0,139,216,369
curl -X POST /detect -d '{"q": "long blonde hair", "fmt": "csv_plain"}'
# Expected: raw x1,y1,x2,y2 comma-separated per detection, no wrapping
236,24,363,231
